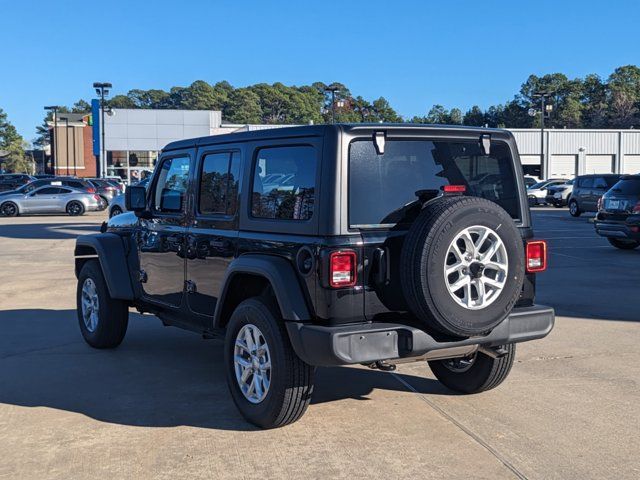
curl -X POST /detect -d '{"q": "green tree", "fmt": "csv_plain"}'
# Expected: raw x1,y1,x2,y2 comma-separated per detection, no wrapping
72,100,91,113
225,88,263,123
0,107,22,148
0,107,29,173
607,65,640,127
463,105,486,126
582,74,608,128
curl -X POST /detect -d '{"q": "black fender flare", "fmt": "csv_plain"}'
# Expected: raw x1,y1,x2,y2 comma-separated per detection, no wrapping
213,254,311,327
75,233,135,300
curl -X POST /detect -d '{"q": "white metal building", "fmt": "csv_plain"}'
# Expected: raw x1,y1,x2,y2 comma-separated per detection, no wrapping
509,128,640,179
96,108,640,183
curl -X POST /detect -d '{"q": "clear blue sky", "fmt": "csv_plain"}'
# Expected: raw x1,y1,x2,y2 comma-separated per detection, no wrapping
1,0,639,141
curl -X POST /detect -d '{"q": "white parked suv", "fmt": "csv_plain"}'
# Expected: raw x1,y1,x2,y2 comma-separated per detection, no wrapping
527,179,567,206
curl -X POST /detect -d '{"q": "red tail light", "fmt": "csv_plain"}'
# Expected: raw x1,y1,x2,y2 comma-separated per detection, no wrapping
633,201,640,214
93,194,101,201
526,240,547,273
87,187,96,193
443,185,466,193
329,250,357,287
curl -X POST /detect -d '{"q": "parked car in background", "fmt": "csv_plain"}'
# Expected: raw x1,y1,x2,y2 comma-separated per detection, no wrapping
0,177,97,198
33,174,55,179
0,186,106,216
527,179,566,206
568,174,620,217
594,175,640,249
0,174,35,192
546,178,575,207
104,176,126,194
524,176,539,189
108,177,150,217
87,178,119,204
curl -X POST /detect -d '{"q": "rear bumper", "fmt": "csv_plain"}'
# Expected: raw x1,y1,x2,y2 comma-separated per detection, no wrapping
286,305,555,367
594,217,640,240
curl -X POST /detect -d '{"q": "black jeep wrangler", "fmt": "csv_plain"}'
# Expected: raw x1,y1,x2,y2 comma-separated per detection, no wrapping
74,124,554,428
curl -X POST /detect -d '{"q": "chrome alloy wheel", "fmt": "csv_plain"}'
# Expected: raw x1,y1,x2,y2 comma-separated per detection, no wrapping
444,225,508,310
81,278,100,332
234,324,272,404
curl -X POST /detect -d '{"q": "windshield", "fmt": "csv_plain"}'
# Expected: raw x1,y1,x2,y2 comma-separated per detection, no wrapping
348,139,520,227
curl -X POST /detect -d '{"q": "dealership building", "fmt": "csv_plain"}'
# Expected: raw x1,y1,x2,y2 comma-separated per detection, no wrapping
49,105,640,183
510,128,640,179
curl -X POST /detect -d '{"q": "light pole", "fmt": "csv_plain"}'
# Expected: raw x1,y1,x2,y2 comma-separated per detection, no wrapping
44,105,59,174
93,82,112,178
531,91,553,179
324,86,340,124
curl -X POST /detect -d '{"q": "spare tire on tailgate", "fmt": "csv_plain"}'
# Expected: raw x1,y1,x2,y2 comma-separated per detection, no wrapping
400,196,525,337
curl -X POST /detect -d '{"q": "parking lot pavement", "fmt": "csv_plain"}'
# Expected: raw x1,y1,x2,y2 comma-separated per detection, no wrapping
1,211,639,479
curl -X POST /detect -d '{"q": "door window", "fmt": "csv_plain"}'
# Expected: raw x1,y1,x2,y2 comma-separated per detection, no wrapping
34,187,61,195
251,146,316,220
593,177,609,189
198,152,240,215
153,156,191,213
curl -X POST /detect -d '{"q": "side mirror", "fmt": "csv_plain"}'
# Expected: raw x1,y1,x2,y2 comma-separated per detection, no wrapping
126,186,147,212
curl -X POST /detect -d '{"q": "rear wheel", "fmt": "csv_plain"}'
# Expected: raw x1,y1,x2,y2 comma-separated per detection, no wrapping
224,297,315,429
76,260,128,348
608,238,640,250
569,199,581,217
0,201,19,217
67,201,85,216
429,344,516,393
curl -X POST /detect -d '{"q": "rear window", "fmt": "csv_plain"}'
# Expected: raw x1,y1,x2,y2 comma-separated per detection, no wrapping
348,139,520,227
610,178,640,195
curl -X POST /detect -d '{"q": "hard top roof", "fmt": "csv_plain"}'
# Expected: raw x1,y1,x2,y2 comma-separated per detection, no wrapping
162,123,511,151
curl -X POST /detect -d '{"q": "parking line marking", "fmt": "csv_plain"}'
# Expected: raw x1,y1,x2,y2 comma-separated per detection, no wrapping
392,373,529,480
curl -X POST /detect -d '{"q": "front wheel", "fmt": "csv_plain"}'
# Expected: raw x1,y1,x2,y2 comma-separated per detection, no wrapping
224,297,315,429
109,205,123,218
0,201,19,217
76,260,129,348
608,238,640,250
428,344,516,394
569,199,581,217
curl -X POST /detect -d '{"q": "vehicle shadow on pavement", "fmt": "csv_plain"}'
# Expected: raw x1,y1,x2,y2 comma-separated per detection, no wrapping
0,309,447,431
0,223,101,240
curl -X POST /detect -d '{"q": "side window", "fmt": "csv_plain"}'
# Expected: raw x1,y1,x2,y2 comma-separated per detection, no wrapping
35,187,60,195
251,146,317,220
153,156,190,213
198,152,240,215
593,177,608,189
579,177,594,188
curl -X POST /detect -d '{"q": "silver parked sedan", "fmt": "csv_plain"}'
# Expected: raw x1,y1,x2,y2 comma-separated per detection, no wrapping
0,185,106,216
